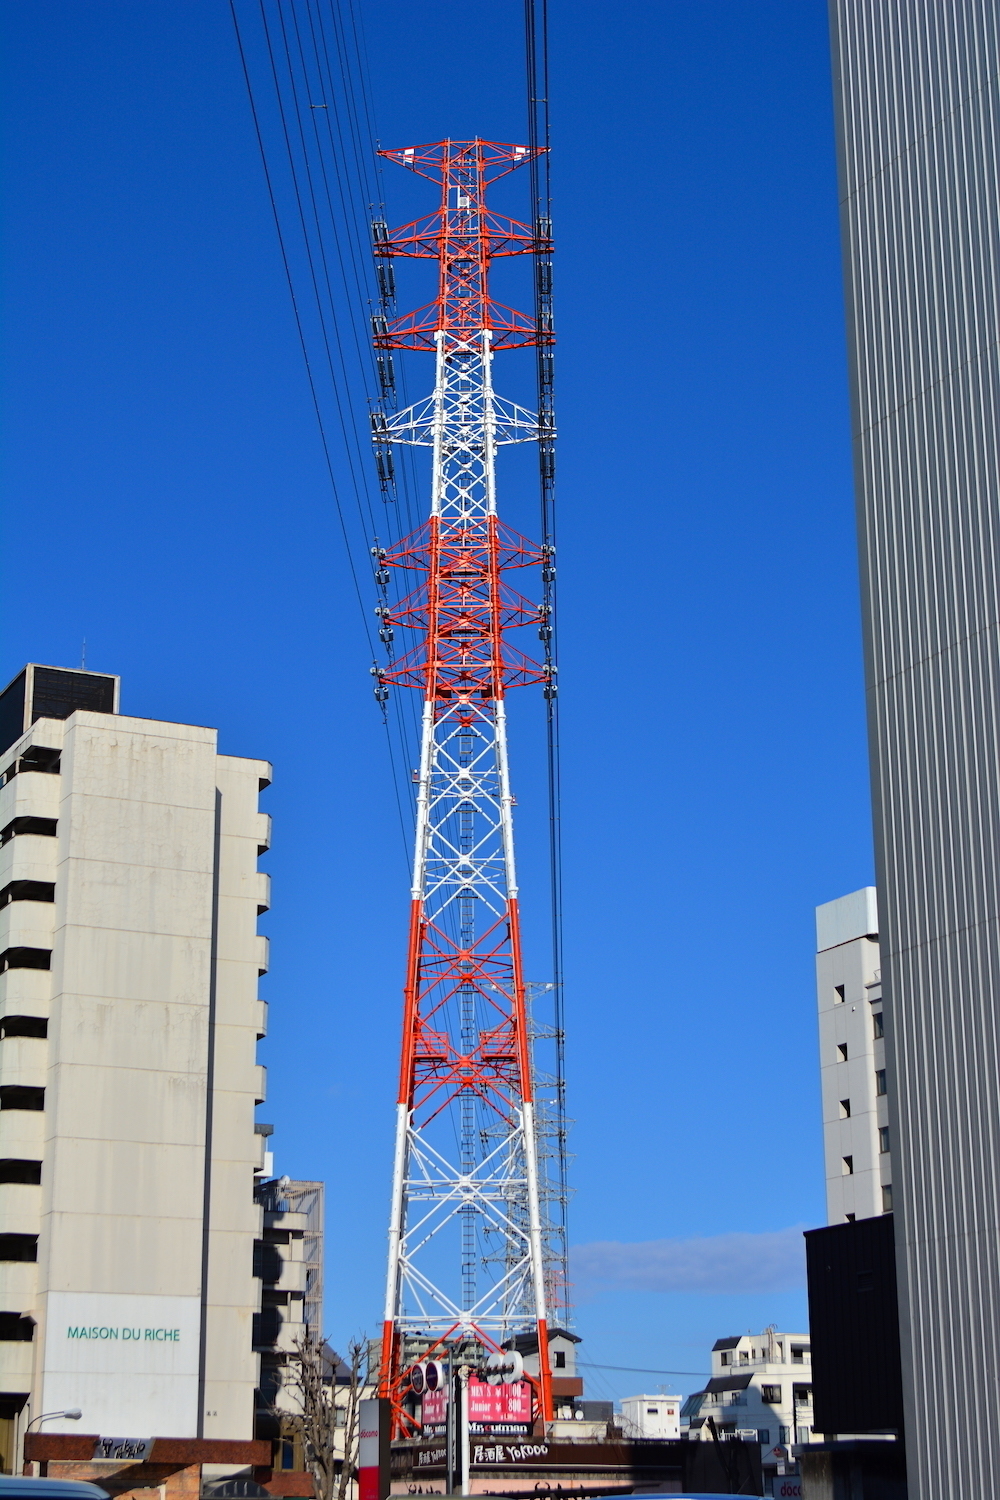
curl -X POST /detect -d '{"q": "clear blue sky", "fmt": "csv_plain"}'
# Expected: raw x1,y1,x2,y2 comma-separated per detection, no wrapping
0,1,872,1404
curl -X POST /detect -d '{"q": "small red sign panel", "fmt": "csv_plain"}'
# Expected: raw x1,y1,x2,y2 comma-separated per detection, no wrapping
467,1378,532,1426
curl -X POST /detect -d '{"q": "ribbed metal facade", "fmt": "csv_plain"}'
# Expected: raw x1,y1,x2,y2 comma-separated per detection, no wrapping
829,3,1000,1495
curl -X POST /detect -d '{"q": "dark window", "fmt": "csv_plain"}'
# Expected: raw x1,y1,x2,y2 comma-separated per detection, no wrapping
0,1088,44,1112
834,984,845,1003
554,1350,566,1368
0,882,55,908
837,1043,848,1061
840,1098,851,1118
0,1161,41,1185
0,817,57,846
761,1386,781,1404
253,1240,283,1282
843,1155,854,1175
0,671,27,758
876,1069,887,1095
0,949,51,973
882,1184,893,1212
873,1011,884,1038
0,1017,47,1040
758,1429,770,1445
879,1126,890,1153
0,1315,34,1343
791,1348,808,1365
793,1384,811,1403
0,1236,36,1263
720,1351,731,1366
31,667,115,725
253,1306,282,1348
17,747,61,776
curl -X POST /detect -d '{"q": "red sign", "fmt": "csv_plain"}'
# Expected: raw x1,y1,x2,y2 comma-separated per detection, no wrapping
467,1378,532,1427
422,1386,449,1426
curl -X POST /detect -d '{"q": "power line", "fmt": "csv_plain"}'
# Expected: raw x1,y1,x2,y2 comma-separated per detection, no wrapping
229,0,412,858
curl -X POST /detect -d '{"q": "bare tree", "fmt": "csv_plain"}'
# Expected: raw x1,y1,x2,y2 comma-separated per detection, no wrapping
278,1334,365,1500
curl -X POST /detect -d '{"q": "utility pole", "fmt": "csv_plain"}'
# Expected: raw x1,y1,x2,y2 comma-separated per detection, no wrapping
369,140,556,1436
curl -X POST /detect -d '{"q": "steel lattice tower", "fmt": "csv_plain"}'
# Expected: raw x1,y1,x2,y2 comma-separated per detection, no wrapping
370,139,556,1430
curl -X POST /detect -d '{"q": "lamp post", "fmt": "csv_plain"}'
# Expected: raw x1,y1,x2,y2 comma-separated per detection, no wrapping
25,1410,82,1432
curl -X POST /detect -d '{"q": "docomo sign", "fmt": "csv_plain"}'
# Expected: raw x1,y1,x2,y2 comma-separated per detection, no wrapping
775,1482,802,1499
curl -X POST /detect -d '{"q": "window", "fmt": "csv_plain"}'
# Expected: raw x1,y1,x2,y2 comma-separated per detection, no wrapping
882,1184,893,1212
779,1427,791,1445
646,1408,658,1416
793,1384,811,1404
554,1350,566,1369
879,1126,890,1153
0,881,55,908
0,1235,37,1263
0,1087,44,1112
0,1315,34,1343
876,1069,887,1095
840,1098,851,1118
0,1017,47,1040
873,1011,884,1038
834,984,845,1004
761,1386,781,1404
739,1350,749,1365
758,1429,770,1445
720,1351,731,1366
0,949,51,973
791,1349,808,1366
843,1155,854,1175
18,747,60,775
0,817,57,846
0,1160,41,1185
837,1043,848,1061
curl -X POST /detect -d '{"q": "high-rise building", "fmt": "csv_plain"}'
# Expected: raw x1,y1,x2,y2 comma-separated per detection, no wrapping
0,664,272,1469
829,4,1000,1493
814,889,889,1223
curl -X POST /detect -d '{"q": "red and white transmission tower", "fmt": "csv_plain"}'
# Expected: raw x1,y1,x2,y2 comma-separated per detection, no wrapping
370,139,556,1429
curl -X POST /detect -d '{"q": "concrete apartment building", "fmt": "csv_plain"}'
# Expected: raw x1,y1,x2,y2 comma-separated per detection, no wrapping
815,888,890,1223
681,1330,815,1490
830,3,1000,1492
0,664,273,1471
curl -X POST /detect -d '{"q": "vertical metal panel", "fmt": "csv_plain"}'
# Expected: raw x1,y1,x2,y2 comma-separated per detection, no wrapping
805,1215,903,1434
829,3,1000,1495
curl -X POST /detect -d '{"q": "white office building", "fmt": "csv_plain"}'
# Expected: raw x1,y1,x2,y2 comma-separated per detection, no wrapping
0,664,272,1467
814,888,890,1223
681,1329,816,1489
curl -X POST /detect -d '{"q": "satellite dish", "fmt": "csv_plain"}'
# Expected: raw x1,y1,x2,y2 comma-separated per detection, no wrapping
409,1363,426,1395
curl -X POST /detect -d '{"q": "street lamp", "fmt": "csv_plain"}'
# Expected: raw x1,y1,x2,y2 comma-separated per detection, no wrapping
25,1410,82,1432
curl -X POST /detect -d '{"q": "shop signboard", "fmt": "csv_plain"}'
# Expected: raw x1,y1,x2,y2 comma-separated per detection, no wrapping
467,1377,531,1435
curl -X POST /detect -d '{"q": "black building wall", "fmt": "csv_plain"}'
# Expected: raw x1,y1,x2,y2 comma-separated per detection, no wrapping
805,1214,903,1435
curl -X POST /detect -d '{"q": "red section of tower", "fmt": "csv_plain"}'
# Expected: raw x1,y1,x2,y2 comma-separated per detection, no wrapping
372,140,555,1435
